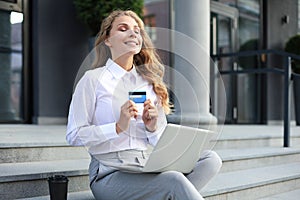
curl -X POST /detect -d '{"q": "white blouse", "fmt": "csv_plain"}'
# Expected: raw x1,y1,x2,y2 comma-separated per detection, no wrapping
66,59,167,155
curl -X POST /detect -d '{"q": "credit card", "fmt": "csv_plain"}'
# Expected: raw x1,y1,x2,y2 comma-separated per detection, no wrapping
129,91,146,103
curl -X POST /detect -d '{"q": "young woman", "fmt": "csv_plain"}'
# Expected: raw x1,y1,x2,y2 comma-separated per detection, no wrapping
66,10,222,200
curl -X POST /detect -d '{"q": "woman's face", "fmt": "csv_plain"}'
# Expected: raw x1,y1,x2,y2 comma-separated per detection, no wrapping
105,15,143,60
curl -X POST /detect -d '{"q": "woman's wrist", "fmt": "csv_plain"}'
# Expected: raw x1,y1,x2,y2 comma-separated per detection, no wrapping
116,122,122,134
145,125,157,133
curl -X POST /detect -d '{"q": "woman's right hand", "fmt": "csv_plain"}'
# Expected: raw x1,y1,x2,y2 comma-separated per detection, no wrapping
116,100,138,134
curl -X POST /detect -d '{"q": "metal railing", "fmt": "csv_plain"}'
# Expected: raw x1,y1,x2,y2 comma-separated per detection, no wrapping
212,49,300,147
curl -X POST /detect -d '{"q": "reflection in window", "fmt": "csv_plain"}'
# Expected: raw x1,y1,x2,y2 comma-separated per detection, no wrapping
215,0,260,48
144,14,157,42
238,0,260,47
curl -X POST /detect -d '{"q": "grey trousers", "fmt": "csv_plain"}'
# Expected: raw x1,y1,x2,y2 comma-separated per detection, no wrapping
89,150,222,200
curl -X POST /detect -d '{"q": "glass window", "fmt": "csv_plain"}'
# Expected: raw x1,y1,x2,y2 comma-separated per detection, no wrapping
216,0,261,49
144,14,157,42
0,9,23,122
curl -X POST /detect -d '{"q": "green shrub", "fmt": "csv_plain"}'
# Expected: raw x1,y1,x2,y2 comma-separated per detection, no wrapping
285,34,300,74
73,0,144,36
239,39,258,69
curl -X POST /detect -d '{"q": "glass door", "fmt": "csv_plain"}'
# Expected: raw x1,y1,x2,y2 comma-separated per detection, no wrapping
211,1,239,124
211,0,263,124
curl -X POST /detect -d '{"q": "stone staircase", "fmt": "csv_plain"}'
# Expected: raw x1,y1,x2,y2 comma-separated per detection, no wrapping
0,125,91,200
0,125,300,199
202,125,300,200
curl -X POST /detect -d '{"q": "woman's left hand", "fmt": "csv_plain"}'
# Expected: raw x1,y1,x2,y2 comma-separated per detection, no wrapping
142,99,158,132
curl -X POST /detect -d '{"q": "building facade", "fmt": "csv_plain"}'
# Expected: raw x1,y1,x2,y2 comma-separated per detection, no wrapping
0,0,299,125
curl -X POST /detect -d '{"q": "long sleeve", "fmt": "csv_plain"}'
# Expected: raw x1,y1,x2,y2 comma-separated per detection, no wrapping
66,70,119,150
66,59,168,154
145,104,167,146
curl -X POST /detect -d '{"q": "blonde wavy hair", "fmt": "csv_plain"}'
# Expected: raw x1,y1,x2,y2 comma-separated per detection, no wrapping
93,10,170,114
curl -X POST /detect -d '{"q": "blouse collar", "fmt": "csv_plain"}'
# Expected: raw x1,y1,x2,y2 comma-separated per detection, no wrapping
106,58,139,80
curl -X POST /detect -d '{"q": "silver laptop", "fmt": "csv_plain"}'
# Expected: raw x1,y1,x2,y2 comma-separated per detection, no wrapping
141,123,214,173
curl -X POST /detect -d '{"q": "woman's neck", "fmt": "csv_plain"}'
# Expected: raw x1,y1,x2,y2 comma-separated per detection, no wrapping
114,55,134,71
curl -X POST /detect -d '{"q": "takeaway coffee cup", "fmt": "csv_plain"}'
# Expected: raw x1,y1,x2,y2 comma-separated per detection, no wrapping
48,175,69,200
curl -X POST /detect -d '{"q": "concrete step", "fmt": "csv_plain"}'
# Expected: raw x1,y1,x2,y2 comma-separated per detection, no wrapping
14,162,300,200
1,125,299,164
0,125,67,148
2,145,300,172
258,188,300,200
201,162,300,200
0,159,90,199
27,189,299,200
0,146,89,163
3,147,300,199
19,190,95,200
218,146,300,172
0,124,89,163
1,125,300,199
2,125,300,151
213,125,300,149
